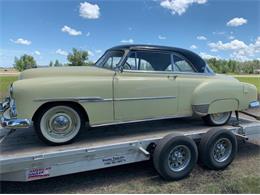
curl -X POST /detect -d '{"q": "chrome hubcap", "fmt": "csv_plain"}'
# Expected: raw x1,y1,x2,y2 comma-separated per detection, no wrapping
40,106,81,142
168,145,191,172
50,114,71,133
212,138,232,163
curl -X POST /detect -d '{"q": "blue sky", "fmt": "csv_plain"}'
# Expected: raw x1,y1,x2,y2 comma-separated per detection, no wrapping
0,0,260,67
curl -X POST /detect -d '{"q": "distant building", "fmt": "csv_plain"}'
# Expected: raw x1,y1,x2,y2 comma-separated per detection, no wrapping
254,69,260,74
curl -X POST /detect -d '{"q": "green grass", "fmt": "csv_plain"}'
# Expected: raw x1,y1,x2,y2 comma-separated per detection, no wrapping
0,76,18,99
234,76,260,92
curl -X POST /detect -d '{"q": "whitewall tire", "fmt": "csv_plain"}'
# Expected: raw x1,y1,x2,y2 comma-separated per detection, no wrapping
34,105,85,145
202,112,232,126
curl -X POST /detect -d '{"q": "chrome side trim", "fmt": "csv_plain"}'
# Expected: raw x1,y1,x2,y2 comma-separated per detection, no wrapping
34,96,177,103
91,114,191,127
34,97,113,103
115,96,176,101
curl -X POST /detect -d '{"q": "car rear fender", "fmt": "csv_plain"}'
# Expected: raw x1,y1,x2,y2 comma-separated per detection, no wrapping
191,80,242,116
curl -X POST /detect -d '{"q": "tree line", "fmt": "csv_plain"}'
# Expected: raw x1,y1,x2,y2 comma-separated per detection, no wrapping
13,48,260,74
206,58,260,74
14,48,94,71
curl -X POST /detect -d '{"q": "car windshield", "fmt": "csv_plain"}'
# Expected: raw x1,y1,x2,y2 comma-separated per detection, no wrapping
95,50,125,70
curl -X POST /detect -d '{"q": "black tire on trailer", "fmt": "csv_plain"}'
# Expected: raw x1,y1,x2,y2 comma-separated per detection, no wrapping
153,133,198,181
199,128,237,170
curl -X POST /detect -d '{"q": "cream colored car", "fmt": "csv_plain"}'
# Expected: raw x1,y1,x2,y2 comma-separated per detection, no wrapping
0,45,259,145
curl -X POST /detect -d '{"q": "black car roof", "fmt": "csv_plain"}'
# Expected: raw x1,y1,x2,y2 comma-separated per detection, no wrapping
109,44,206,73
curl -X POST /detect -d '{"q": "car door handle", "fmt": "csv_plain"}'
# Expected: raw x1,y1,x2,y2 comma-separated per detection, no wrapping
167,75,178,80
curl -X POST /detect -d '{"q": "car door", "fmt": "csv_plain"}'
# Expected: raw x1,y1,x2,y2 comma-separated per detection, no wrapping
113,50,179,121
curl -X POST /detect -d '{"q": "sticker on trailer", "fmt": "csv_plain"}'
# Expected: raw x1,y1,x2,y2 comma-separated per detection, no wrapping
102,155,126,165
27,167,51,180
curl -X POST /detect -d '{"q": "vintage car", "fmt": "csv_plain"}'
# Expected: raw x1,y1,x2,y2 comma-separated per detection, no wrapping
0,45,259,145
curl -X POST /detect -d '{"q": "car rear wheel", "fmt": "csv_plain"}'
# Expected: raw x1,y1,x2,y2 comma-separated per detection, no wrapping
34,105,85,145
202,112,232,126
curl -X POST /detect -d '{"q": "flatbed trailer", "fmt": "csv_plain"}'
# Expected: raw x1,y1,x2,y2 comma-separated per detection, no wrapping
0,116,260,182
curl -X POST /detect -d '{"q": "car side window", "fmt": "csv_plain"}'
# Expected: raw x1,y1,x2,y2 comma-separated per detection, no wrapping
104,56,122,69
99,50,124,69
123,51,172,72
172,54,195,72
123,52,137,70
136,51,172,71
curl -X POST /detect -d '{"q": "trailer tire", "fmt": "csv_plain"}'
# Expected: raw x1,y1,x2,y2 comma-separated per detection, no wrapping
153,133,198,181
199,128,237,170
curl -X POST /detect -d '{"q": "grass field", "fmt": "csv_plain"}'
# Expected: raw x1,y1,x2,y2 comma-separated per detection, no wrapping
0,75,18,99
234,75,260,92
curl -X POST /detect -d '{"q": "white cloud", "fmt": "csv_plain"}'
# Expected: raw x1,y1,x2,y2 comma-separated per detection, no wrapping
56,49,68,56
10,38,31,45
61,25,82,36
200,52,220,59
190,45,197,49
227,17,247,27
120,38,134,44
95,49,102,53
208,37,260,61
208,39,248,51
86,32,90,37
87,50,94,57
79,2,100,19
34,50,41,55
197,35,207,40
158,35,167,40
228,35,235,40
160,0,207,16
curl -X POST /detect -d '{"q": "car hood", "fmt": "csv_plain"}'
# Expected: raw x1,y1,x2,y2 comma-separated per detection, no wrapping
19,66,114,79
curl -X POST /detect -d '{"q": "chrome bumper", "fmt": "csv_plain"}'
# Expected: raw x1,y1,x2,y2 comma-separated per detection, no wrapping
0,97,31,129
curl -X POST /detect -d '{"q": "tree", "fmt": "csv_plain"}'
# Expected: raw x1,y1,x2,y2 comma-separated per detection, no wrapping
54,60,63,67
49,61,54,67
14,54,37,71
67,48,91,66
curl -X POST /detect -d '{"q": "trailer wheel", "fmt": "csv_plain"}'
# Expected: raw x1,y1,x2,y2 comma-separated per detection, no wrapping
199,128,237,170
153,134,198,181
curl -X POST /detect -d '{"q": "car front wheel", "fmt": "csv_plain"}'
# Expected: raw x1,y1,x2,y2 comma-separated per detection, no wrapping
202,112,232,126
34,105,85,145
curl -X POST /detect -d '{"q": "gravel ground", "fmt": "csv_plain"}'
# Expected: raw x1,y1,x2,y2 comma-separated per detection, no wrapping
1,109,260,194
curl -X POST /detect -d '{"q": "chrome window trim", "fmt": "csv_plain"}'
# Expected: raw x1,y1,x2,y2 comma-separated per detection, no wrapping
91,114,192,127
122,69,214,76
